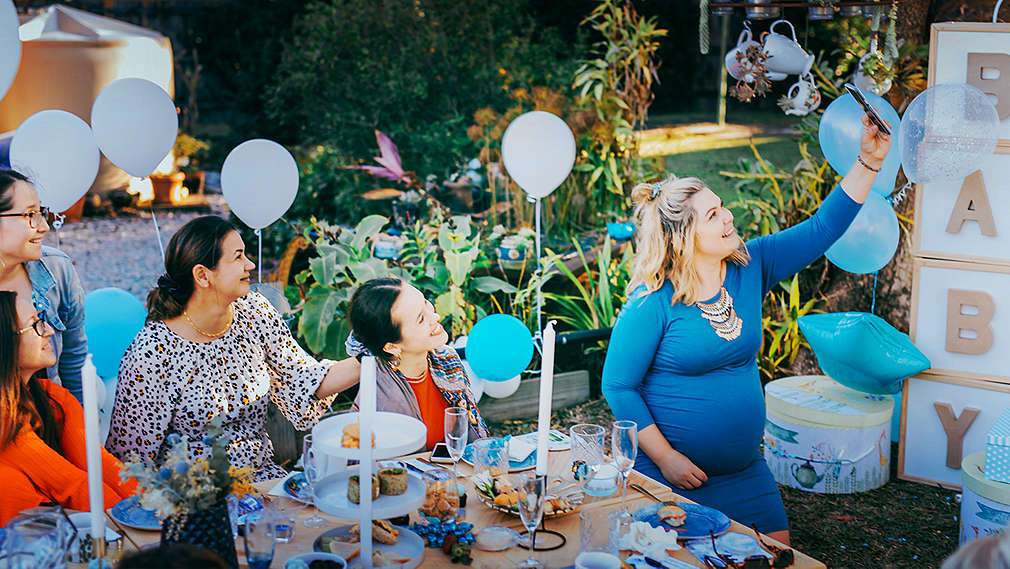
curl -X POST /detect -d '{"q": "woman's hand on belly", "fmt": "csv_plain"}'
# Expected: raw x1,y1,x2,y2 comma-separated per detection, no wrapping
658,448,708,490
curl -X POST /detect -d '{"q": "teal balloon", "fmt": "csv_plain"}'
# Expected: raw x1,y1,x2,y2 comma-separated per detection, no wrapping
818,91,901,196
84,288,146,380
466,315,533,382
798,312,930,395
825,192,899,274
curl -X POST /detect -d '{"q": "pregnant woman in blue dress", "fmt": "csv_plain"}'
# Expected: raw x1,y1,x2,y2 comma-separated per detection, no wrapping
602,114,890,544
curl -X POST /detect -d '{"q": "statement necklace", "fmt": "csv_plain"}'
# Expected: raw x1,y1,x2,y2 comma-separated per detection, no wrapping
695,286,743,341
184,307,233,339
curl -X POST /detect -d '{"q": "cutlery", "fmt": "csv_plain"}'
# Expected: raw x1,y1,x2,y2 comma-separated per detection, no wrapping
630,483,680,507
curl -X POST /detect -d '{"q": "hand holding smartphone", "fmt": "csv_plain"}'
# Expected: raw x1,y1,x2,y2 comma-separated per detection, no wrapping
844,83,891,136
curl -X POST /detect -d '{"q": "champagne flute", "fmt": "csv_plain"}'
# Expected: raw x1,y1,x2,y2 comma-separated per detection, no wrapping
444,407,469,514
301,434,328,529
611,420,638,518
516,472,546,569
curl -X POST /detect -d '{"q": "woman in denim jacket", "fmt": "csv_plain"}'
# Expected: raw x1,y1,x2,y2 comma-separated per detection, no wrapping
0,170,88,402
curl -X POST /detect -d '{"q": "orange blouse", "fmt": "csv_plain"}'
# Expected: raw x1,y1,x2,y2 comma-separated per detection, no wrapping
0,379,136,525
407,371,449,450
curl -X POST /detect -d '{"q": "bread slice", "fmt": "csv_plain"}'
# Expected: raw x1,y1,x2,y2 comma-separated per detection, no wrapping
658,505,687,527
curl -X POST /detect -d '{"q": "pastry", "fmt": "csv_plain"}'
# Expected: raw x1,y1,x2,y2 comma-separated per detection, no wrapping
341,423,375,448
378,466,407,496
347,474,380,504
350,519,400,545
657,504,687,527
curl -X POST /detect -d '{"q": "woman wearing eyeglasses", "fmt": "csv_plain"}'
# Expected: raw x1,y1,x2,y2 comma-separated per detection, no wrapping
0,290,136,525
0,170,88,402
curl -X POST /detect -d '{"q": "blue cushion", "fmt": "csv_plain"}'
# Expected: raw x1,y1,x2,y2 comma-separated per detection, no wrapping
798,312,930,394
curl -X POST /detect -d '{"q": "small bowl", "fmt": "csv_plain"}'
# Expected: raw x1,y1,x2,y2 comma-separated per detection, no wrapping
284,552,348,569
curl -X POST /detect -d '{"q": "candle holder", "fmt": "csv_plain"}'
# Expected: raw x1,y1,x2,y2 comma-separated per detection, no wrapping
516,517,567,552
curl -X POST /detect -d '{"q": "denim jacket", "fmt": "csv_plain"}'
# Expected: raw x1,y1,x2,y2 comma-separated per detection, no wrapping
25,246,88,402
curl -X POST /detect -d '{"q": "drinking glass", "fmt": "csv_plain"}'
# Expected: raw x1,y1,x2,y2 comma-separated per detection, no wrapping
243,511,276,569
576,508,622,569
268,497,297,543
515,472,546,569
302,434,329,529
570,424,612,496
611,420,638,518
444,406,469,508
7,515,67,569
472,437,508,479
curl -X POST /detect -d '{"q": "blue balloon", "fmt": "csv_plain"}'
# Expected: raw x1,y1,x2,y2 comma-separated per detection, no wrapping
818,91,901,196
798,312,930,395
466,314,533,382
825,192,899,274
84,288,146,380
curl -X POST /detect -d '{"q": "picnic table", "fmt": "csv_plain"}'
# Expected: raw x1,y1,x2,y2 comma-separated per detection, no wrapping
109,450,826,569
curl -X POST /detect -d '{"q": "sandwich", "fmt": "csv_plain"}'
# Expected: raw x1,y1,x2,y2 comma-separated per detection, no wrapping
658,504,687,527
350,519,400,545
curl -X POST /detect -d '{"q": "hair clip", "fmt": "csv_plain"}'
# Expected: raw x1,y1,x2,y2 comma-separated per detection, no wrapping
650,182,663,200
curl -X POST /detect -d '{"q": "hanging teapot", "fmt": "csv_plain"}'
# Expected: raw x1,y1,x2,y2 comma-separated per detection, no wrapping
763,20,815,77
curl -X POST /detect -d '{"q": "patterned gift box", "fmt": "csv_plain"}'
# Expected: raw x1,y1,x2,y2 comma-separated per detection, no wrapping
984,409,1010,484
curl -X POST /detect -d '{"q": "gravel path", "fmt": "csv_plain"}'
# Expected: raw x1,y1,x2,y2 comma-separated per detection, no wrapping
40,196,230,300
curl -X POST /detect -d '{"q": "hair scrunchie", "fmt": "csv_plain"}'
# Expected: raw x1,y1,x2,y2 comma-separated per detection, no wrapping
157,274,186,302
650,182,663,201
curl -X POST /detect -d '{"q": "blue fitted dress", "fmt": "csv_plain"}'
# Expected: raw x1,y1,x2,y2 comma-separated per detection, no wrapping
601,185,862,533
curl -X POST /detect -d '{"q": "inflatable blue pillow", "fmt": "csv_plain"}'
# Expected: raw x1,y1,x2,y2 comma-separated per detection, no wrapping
798,312,930,395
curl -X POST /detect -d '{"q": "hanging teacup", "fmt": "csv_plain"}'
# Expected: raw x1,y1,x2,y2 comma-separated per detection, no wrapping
725,26,761,81
783,74,821,116
763,20,815,77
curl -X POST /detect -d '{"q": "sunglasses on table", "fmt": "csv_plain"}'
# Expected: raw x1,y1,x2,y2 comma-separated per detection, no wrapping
702,527,795,569
0,207,55,229
17,312,50,337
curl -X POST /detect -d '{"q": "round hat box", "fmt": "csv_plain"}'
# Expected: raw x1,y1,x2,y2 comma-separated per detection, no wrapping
764,375,892,494
960,451,1010,545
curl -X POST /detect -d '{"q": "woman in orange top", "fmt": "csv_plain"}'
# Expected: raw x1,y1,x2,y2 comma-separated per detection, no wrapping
0,290,135,525
346,278,487,448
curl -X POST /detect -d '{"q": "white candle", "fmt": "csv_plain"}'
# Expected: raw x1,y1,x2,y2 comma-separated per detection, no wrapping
360,356,376,568
536,321,556,476
82,354,105,555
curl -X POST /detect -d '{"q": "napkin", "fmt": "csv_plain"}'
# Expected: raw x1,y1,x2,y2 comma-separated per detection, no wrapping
625,554,699,569
508,437,536,462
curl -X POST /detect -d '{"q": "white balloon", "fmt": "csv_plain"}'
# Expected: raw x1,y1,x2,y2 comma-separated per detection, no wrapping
10,110,100,212
91,78,178,178
221,139,299,229
501,111,576,199
0,0,20,102
483,375,521,399
462,360,485,403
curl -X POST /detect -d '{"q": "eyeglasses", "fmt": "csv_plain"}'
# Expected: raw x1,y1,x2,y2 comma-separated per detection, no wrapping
0,207,53,229
702,528,795,569
17,312,50,337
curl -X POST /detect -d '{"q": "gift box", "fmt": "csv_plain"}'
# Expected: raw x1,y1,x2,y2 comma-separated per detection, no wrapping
984,409,1010,484
764,375,892,494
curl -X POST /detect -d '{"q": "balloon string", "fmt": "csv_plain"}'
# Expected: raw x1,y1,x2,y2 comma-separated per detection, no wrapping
256,228,263,283
995,0,1004,22
150,198,165,263
871,271,878,315
535,197,542,337
888,181,911,207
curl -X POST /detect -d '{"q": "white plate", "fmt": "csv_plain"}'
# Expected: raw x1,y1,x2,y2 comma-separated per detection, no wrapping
312,469,425,519
312,412,427,461
314,524,425,569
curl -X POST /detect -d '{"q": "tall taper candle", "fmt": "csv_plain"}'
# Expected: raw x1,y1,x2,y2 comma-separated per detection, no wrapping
82,354,106,558
535,321,557,476
360,356,376,567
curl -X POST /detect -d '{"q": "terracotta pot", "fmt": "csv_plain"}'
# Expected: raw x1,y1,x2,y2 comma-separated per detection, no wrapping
150,171,187,205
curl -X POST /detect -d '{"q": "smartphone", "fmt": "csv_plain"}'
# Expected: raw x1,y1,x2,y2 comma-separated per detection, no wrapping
429,442,454,464
844,83,891,136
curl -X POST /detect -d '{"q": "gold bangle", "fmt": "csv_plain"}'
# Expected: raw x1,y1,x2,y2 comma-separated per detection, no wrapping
857,155,881,173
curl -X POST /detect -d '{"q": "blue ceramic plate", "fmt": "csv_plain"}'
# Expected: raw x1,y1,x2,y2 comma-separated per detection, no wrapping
283,471,312,503
633,502,731,540
109,496,162,531
460,442,536,472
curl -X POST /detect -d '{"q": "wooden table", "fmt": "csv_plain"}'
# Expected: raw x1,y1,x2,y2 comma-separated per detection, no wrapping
111,451,826,569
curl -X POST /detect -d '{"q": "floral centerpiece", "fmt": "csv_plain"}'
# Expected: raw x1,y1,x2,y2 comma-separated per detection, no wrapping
120,418,256,569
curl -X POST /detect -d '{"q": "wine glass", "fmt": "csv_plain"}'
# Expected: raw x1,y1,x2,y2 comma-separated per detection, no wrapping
444,406,469,506
301,434,329,529
516,472,546,569
611,420,638,518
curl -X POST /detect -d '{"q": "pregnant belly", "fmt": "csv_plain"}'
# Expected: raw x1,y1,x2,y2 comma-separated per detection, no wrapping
644,372,766,476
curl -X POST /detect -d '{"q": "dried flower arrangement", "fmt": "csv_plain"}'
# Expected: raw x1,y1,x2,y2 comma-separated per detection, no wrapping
120,418,258,539
729,44,772,103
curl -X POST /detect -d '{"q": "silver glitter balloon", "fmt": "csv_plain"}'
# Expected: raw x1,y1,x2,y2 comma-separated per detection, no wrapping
899,83,1000,184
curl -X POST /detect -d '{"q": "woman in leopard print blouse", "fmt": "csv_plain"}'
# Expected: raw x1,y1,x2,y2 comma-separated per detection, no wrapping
106,216,360,481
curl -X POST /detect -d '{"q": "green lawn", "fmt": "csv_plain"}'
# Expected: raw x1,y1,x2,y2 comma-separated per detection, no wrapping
663,138,806,203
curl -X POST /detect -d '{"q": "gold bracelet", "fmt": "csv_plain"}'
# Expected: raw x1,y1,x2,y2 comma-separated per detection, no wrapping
857,155,881,173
